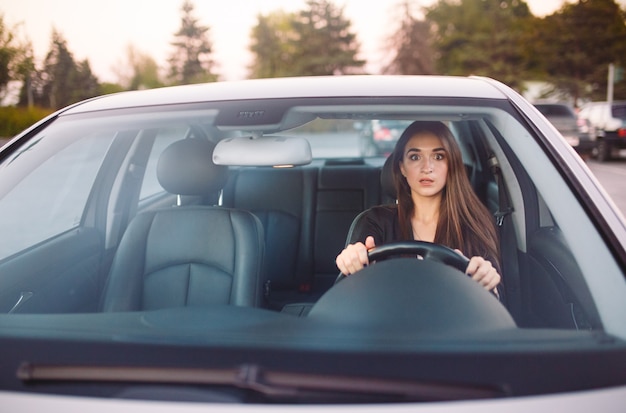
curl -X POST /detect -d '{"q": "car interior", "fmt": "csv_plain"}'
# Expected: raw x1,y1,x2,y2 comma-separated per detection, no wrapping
0,101,605,336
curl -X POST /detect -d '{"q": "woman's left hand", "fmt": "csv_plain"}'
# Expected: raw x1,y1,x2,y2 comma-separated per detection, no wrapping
455,250,501,292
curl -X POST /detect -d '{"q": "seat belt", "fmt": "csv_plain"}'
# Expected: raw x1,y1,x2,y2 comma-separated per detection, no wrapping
488,154,521,319
489,154,513,227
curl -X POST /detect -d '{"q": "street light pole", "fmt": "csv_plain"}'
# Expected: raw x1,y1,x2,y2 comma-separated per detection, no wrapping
608,63,614,105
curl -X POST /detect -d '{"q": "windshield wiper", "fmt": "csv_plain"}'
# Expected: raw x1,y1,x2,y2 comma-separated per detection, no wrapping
17,362,506,403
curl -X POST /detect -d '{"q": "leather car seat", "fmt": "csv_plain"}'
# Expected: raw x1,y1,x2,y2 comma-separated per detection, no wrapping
101,138,265,311
343,155,396,246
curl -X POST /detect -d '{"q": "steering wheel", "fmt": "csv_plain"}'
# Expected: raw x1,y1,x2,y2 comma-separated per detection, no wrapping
314,242,514,331
335,241,470,284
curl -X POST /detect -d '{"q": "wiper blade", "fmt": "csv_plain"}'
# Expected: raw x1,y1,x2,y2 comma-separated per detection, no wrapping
17,362,505,402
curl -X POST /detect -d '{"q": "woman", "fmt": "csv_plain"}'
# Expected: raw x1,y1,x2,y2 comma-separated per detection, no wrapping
336,121,501,295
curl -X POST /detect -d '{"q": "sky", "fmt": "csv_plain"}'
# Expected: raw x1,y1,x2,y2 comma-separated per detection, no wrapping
0,0,618,84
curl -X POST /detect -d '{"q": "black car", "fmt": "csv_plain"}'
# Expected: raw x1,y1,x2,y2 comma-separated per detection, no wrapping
533,102,595,157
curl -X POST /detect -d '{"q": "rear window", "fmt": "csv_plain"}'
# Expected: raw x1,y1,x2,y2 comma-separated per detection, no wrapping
612,104,626,120
534,104,575,117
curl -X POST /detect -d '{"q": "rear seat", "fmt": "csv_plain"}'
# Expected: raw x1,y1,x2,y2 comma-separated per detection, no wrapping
222,160,384,310
221,167,317,309
313,161,382,291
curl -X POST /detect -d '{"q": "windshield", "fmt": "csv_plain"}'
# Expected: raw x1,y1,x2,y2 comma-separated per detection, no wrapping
0,94,624,405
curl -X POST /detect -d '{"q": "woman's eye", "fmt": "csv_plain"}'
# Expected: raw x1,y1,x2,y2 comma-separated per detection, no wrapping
409,154,419,161
434,153,445,161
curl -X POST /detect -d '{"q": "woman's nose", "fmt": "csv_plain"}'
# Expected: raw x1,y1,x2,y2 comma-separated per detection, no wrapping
421,159,433,172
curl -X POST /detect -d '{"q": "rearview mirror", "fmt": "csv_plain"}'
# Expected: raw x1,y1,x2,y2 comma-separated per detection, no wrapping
212,135,312,167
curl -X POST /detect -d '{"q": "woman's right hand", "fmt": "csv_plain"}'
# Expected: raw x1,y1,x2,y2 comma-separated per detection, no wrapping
335,236,376,275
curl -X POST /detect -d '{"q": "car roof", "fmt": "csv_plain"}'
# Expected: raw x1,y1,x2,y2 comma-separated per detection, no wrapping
62,75,511,115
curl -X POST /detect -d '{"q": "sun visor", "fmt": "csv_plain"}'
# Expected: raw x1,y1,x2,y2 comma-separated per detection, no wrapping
212,135,312,167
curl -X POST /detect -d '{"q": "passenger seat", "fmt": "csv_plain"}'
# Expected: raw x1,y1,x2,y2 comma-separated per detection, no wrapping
101,139,265,311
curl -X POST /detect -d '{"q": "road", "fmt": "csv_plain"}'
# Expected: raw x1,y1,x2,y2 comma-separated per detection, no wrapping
586,156,626,215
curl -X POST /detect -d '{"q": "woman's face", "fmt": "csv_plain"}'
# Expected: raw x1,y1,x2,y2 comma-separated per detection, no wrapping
399,132,448,200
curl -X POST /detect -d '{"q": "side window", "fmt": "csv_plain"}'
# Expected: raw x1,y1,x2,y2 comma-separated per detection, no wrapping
0,134,114,260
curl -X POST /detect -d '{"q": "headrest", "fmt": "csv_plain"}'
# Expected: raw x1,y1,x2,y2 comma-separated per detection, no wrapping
381,155,396,200
157,139,228,196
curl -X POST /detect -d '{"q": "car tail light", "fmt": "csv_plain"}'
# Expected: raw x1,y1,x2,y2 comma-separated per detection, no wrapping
577,118,590,133
373,128,392,141
618,128,626,138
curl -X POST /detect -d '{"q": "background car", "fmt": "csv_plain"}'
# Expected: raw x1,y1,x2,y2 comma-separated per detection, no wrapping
357,119,414,156
578,100,626,161
0,75,625,411
533,102,595,158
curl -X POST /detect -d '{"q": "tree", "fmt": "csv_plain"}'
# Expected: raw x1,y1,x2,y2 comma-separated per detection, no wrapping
71,60,100,103
248,11,297,79
0,15,33,104
532,0,626,102
115,45,164,90
19,30,100,109
426,0,536,90
248,1,365,78
383,1,435,75
40,30,76,108
168,0,217,85
289,0,365,76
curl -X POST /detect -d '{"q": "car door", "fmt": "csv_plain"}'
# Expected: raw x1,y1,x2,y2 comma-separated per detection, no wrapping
0,131,121,314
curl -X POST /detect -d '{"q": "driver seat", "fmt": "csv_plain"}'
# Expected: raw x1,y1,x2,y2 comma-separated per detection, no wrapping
101,138,265,312
281,157,395,317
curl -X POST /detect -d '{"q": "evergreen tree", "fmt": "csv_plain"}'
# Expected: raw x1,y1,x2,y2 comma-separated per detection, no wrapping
18,30,99,109
41,30,76,108
72,60,100,103
248,11,297,79
383,1,435,75
168,0,217,84
289,0,365,76
116,45,164,90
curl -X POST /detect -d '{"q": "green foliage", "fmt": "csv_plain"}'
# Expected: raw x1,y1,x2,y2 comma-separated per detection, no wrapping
18,30,100,109
384,0,626,100
248,0,365,78
3,0,624,110
249,11,298,78
0,16,18,98
383,1,435,75
426,0,535,90
289,118,357,133
168,0,217,85
99,82,125,96
531,0,626,101
116,45,165,90
290,0,365,76
0,14,34,102
0,105,53,138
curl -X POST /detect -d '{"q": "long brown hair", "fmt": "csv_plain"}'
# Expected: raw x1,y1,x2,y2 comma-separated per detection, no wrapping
391,121,500,270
